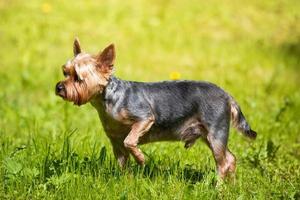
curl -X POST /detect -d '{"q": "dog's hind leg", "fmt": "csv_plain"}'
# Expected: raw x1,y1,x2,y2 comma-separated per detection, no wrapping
205,119,236,180
181,122,207,149
206,132,228,179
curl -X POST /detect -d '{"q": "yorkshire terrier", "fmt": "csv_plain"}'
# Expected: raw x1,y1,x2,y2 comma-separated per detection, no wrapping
55,38,257,179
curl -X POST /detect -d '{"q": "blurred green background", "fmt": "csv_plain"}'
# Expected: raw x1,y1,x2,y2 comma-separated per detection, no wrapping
0,0,299,199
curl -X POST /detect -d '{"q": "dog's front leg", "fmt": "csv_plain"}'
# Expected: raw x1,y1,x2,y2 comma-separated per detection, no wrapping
123,118,154,165
111,140,130,168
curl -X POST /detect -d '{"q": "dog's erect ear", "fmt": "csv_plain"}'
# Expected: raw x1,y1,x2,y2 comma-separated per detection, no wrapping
73,37,82,56
97,44,115,73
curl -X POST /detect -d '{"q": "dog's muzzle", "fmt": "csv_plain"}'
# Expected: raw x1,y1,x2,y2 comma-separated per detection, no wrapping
55,82,66,98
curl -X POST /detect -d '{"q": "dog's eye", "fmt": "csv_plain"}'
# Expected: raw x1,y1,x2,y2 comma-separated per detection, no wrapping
63,71,68,77
74,73,80,81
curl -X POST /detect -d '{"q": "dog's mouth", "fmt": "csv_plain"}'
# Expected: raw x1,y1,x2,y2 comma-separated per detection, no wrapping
55,90,81,106
56,90,66,98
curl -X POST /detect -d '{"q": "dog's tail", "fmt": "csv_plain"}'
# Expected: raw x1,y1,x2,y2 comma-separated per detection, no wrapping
229,97,257,139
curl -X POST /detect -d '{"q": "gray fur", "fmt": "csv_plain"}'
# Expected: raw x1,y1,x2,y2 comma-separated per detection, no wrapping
91,76,256,146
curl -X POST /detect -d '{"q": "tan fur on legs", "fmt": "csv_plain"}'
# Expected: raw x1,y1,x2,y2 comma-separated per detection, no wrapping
206,134,228,179
226,149,236,174
123,118,154,165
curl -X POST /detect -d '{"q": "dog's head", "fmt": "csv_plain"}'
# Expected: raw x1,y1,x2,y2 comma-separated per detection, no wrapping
55,38,115,105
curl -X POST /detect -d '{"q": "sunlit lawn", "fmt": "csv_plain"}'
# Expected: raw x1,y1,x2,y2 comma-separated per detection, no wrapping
0,0,299,199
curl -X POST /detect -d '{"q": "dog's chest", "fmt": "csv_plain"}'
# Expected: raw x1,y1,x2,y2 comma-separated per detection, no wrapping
100,114,130,139
91,99,131,139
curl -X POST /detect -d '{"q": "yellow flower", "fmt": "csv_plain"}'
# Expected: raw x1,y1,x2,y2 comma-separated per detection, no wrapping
169,71,181,80
41,3,52,14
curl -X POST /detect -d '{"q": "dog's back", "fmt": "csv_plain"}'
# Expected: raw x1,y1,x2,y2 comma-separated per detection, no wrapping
120,80,230,129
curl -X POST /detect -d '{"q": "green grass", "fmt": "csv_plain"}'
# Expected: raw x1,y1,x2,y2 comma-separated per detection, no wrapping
0,0,300,199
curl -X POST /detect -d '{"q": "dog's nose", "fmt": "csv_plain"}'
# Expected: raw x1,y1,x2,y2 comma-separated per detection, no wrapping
55,82,65,96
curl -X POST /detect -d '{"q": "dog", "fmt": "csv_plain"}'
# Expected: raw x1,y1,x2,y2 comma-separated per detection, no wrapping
55,38,257,180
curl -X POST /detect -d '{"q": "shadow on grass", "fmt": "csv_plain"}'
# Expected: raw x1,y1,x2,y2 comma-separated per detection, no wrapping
41,145,206,185
134,160,205,184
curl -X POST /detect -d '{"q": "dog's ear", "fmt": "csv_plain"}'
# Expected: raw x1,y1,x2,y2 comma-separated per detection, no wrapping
73,37,82,56
97,44,115,73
